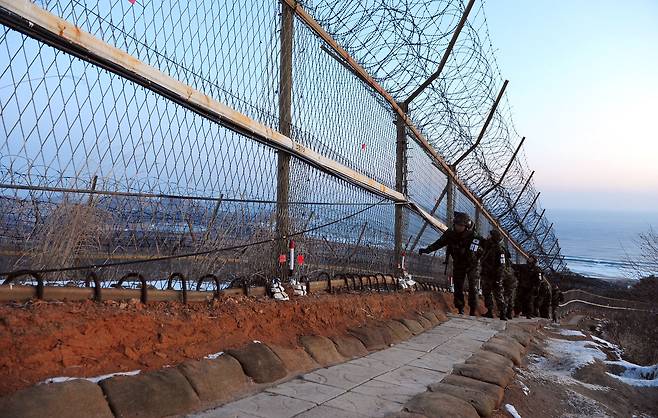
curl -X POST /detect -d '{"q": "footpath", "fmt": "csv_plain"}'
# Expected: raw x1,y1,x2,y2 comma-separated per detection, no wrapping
191,315,540,418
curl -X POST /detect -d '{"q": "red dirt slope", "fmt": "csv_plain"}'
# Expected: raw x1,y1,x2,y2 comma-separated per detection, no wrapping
0,290,452,395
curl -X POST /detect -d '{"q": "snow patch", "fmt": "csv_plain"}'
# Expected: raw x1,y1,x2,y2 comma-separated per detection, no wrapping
504,404,522,418
591,335,623,358
204,351,224,360
524,339,608,391
517,379,530,395
40,369,141,385
605,360,658,387
558,329,586,337
544,338,607,370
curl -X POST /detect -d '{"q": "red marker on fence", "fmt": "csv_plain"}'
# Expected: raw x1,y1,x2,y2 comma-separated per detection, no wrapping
361,143,366,151
278,254,286,264
128,0,136,4
297,254,305,265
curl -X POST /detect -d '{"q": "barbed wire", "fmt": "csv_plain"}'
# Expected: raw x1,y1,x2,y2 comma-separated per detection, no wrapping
307,0,561,269
0,0,563,289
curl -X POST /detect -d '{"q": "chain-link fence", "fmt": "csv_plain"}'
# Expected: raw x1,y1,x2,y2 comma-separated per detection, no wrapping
0,0,564,292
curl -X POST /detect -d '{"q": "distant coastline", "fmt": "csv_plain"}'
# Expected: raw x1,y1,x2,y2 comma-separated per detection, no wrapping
552,208,658,280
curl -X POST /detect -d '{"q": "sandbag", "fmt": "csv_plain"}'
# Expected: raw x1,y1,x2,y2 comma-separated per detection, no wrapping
299,336,345,366
349,326,387,351
404,392,479,418
414,315,433,330
433,310,449,322
465,349,514,369
384,320,413,340
268,344,319,374
428,383,498,417
376,324,402,345
397,319,424,335
384,412,428,418
177,355,250,404
100,368,199,418
482,341,522,366
452,363,515,388
421,311,440,326
330,335,368,358
0,379,113,418
227,342,287,383
439,374,504,406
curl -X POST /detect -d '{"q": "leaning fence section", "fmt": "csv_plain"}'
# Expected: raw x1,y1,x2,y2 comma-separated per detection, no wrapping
0,0,563,293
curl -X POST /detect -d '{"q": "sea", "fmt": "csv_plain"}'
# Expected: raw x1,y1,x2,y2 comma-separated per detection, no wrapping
552,208,658,280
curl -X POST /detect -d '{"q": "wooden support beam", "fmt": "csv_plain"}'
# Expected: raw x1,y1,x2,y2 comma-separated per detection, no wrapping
446,176,455,227
501,171,534,218
545,240,560,267
277,1,294,280
480,136,525,200
409,184,448,251
453,80,509,167
404,0,476,105
509,192,540,233
538,222,553,248
520,208,545,245
86,175,98,206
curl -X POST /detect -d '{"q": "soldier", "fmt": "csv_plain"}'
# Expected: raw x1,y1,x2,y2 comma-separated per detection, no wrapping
502,250,517,320
551,283,564,322
536,276,552,318
513,255,542,319
419,212,482,316
480,229,507,320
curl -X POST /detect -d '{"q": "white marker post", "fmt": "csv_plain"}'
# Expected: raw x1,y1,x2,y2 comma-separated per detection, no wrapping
288,240,295,279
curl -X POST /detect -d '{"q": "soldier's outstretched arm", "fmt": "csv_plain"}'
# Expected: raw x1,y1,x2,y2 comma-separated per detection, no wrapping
421,231,450,254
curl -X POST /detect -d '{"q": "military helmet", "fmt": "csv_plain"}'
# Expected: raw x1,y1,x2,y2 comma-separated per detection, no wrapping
489,229,502,241
453,211,473,228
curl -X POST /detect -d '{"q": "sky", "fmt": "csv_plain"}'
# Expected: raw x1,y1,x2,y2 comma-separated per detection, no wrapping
483,0,658,213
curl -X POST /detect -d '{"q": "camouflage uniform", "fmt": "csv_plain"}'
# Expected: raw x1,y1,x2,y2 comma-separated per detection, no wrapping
420,217,482,315
551,284,564,322
513,258,541,318
480,233,507,319
536,277,552,318
501,250,517,319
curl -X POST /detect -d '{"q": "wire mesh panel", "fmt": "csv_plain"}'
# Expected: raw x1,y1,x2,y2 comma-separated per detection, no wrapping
0,0,565,292
306,0,563,268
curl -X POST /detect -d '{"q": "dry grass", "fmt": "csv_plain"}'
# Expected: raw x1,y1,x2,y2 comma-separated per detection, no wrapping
603,310,658,366
14,201,110,280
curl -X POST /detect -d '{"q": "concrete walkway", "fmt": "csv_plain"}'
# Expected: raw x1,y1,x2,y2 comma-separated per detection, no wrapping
190,315,511,418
